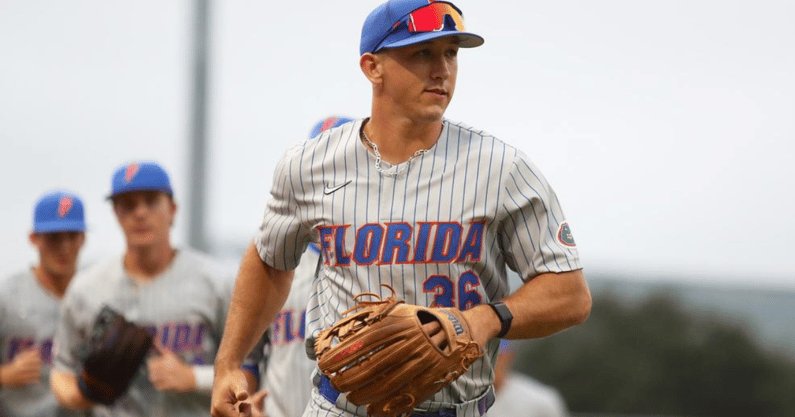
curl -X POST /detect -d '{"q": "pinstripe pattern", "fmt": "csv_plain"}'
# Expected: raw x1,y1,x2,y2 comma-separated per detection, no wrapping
264,244,321,417
52,250,259,417
256,119,581,417
0,269,85,417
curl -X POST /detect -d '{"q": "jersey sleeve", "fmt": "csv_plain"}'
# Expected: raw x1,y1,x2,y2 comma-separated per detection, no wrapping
498,149,582,281
255,144,313,271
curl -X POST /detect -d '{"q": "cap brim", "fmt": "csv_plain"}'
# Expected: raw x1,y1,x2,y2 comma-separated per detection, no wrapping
379,31,484,51
34,220,86,233
106,187,173,200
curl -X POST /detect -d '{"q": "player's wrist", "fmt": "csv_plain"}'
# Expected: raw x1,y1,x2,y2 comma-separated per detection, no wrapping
487,301,513,339
68,376,96,409
213,357,243,375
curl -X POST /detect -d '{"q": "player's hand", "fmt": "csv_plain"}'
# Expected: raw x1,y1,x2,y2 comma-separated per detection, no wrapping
461,305,501,347
422,304,499,350
0,349,42,387
211,367,252,417
422,321,448,351
147,345,196,392
248,389,269,417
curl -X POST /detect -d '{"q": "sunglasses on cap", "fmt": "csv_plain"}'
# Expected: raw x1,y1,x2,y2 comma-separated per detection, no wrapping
371,1,468,52
407,2,466,33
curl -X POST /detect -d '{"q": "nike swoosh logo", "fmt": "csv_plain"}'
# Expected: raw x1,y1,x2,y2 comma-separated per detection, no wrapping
324,180,352,195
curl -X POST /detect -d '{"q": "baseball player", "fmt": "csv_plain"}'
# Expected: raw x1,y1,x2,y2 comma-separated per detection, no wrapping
50,161,263,417
0,191,87,417
211,1,591,416
248,116,356,417
488,340,569,417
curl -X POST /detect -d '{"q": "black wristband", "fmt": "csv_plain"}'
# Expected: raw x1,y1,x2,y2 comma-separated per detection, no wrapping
488,302,513,338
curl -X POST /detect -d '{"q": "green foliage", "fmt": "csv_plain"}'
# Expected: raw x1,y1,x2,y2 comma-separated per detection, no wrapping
514,291,795,417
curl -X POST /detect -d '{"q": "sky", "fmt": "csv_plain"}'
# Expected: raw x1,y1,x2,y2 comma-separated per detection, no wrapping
1,0,794,290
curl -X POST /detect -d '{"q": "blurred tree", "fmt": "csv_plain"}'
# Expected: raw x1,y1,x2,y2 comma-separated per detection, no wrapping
513,291,795,417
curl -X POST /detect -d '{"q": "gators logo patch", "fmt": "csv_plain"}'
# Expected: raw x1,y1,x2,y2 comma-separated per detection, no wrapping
124,163,139,183
58,196,73,218
557,221,576,247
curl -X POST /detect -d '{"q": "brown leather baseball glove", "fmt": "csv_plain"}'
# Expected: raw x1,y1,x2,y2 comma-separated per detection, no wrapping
314,285,483,417
77,306,153,405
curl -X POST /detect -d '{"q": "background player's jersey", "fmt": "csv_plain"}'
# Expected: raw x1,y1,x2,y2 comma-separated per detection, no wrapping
488,373,569,417
255,119,581,416
0,270,85,417
52,248,261,417
263,243,321,417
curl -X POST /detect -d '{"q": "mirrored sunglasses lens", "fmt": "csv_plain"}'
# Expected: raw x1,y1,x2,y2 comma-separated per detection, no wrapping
408,3,464,33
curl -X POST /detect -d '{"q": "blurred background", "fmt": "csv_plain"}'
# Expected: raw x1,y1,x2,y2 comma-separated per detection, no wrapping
2,0,793,415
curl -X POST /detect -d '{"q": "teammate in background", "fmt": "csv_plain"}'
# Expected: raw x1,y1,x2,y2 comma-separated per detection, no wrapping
0,191,87,417
488,340,569,417
249,116,356,417
50,161,262,416
211,0,591,416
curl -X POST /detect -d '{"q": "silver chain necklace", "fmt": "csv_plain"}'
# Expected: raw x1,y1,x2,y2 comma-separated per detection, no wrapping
360,127,430,177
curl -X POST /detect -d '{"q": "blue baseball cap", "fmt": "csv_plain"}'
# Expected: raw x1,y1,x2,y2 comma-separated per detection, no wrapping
360,0,484,55
309,116,356,138
108,161,173,199
33,191,86,233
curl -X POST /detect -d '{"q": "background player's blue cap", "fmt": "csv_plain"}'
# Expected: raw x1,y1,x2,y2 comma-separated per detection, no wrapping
360,0,484,55
33,190,86,233
108,161,173,199
309,116,356,138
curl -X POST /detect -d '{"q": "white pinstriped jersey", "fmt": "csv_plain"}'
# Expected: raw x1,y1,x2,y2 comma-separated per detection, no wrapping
255,119,581,417
263,244,321,417
52,249,262,417
0,269,85,417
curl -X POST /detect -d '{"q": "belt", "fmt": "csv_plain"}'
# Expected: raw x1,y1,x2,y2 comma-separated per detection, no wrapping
317,375,493,417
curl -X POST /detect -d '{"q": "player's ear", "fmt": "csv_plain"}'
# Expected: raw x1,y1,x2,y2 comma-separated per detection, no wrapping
360,53,383,85
110,197,122,216
167,195,177,227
